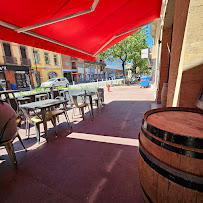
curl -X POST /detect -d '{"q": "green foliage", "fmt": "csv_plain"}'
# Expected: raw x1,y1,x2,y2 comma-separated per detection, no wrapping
57,86,63,90
99,27,150,80
139,65,151,74
35,88,43,92
18,91,23,96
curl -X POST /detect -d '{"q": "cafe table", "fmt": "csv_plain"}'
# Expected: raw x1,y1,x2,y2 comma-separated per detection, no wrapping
20,99,70,141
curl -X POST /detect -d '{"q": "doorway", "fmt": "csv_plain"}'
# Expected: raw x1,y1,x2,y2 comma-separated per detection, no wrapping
15,71,30,88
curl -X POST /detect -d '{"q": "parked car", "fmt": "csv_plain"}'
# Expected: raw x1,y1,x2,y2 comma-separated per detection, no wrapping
41,77,69,88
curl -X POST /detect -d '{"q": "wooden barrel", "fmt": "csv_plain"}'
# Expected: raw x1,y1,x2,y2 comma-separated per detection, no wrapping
161,83,168,107
138,107,203,203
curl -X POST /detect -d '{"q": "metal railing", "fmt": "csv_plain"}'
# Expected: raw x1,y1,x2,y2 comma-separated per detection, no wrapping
3,56,17,65
21,58,31,66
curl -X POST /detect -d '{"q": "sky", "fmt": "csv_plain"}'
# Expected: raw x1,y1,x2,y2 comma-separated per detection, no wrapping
146,24,153,48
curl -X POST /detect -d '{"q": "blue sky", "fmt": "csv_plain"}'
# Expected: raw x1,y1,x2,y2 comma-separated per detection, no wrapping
146,24,152,48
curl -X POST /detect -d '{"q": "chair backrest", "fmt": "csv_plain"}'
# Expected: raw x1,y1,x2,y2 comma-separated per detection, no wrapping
72,96,80,108
68,89,84,105
21,108,35,124
98,88,104,101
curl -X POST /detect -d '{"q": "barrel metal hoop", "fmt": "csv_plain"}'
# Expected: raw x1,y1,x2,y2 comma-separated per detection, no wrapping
141,127,203,159
139,143,203,192
142,107,203,149
140,183,154,203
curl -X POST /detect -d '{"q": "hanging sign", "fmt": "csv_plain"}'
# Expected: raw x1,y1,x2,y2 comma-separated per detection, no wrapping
141,48,149,59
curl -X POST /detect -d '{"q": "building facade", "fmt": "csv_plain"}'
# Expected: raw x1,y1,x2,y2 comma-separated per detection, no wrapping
61,55,106,83
0,40,33,90
28,46,63,86
151,0,203,108
105,59,123,78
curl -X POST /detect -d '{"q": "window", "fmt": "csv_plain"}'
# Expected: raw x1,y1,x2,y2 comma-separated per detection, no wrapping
20,46,27,58
78,63,84,68
62,77,67,81
3,43,12,56
54,55,58,65
33,51,39,63
65,61,71,66
44,53,49,64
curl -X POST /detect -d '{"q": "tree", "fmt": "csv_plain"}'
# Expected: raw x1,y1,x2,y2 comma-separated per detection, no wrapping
99,27,149,83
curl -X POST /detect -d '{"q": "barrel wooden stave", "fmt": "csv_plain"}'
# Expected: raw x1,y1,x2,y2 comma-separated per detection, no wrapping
138,152,202,203
140,127,203,176
138,107,203,203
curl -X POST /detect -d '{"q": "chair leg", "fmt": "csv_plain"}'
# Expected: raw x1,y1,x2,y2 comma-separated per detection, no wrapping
25,118,28,137
72,107,75,119
95,100,99,108
35,124,40,143
81,108,85,120
51,116,57,134
17,134,27,151
5,142,18,169
64,111,72,129
57,116,60,123
88,105,92,117
28,122,30,138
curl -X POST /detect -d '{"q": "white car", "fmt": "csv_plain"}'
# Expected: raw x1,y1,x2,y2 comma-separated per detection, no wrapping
41,77,69,88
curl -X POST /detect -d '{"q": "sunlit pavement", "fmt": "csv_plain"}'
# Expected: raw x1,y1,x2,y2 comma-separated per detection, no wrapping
0,85,154,203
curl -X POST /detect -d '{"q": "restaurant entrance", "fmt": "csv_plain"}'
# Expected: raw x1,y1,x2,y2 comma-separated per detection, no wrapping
15,71,30,89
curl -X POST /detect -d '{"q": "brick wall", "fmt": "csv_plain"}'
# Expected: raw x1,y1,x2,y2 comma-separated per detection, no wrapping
61,54,71,69
166,0,190,106
4,70,16,89
157,28,172,103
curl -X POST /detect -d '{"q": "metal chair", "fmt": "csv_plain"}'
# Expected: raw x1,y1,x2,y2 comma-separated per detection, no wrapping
88,88,103,108
49,96,72,129
0,101,26,169
65,90,85,119
72,95,91,120
22,108,57,143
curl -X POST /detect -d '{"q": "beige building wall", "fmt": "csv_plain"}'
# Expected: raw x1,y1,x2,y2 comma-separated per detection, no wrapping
167,0,203,107
28,46,63,84
11,43,21,66
0,40,4,64
0,41,26,65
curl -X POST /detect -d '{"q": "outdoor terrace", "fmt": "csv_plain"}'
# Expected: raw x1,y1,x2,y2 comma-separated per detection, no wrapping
0,85,154,202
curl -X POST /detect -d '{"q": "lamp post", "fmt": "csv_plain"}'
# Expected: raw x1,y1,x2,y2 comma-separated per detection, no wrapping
33,48,41,87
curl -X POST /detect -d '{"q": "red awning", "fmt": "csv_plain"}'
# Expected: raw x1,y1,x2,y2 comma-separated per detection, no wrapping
0,0,162,61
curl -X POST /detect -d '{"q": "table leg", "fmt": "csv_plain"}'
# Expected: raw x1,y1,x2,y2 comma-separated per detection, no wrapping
5,93,11,105
41,108,48,141
89,96,94,117
12,93,19,112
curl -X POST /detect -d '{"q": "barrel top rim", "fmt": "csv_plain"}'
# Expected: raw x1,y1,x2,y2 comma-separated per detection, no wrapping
143,107,203,148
